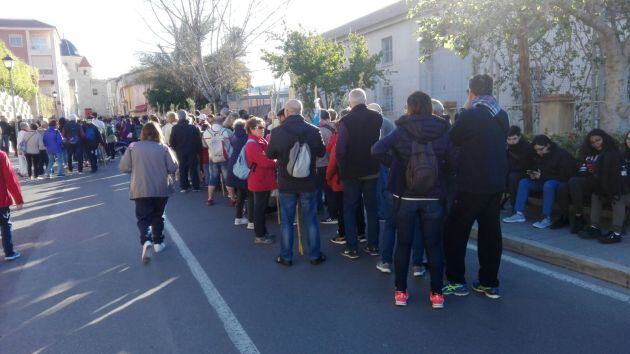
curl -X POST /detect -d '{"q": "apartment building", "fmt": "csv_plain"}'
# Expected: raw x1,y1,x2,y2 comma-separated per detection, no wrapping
0,19,71,118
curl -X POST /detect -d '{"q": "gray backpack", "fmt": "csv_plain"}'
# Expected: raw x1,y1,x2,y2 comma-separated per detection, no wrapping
287,134,311,178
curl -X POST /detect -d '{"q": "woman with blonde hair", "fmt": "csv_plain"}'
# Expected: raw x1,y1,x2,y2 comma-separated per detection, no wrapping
120,122,179,263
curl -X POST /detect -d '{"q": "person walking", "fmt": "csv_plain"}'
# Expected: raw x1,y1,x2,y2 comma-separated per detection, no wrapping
19,123,45,180
105,118,118,159
335,88,383,259
170,111,202,192
372,91,453,309
244,117,277,245
0,116,10,154
202,114,233,205
62,113,85,174
119,122,179,263
266,99,327,266
227,118,252,226
36,121,49,177
316,109,337,224
0,149,24,261
83,117,104,173
443,74,509,299
43,119,65,177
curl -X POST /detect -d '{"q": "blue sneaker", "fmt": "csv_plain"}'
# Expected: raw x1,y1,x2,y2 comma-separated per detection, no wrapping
472,282,501,299
442,282,469,296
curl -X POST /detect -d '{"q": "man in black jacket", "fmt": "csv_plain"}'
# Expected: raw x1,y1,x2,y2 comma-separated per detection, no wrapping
335,88,383,259
266,99,327,266
170,114,202,192
443,74,509,300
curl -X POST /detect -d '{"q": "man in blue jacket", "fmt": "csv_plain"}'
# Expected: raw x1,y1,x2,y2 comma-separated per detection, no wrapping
266,99,327,266
443,74,509,299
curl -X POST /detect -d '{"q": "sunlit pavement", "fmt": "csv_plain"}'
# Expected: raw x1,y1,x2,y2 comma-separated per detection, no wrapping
1,161,629,353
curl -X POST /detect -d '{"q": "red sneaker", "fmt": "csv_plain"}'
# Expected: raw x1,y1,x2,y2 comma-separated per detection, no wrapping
394,290,408,306
430,292,444,309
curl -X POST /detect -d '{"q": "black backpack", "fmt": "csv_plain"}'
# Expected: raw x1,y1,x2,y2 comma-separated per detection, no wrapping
405,128,439,195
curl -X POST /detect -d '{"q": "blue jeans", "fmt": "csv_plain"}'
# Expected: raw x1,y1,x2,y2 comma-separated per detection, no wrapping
380,192,424,265
135,197,168,245
395,199,444,292
376,166,389,219
279,191,322,261
0,207,15,257
47,152,65,176
515,178,560,217
208,161,228,187
343,178,379,250
0,135,9,153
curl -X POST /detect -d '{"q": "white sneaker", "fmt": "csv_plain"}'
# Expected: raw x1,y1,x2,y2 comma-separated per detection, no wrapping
234,218,249,226
153,242,166,253
503,213,526,223
142,241,153,263
247,222,254,230
412,265,426,277
533,217,552,229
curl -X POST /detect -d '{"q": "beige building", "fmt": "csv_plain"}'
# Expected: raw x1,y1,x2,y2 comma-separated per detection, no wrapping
0,19,72,118
60,39,108,118
106,70,151,117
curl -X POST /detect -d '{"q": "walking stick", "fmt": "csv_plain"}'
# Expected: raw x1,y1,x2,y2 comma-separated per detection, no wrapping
276,194,281,225
220,173,226,197
296,203,304,256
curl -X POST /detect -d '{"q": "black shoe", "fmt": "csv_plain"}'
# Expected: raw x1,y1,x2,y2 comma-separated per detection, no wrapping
578,226,602,239
357,234,367,243
550,215,569,229
255,236,275,244
275,256,292,266
330,234,346,245
363,245,379,256
310,253,327,265
571,215,586,234
341,248,360,259
598,231,622,244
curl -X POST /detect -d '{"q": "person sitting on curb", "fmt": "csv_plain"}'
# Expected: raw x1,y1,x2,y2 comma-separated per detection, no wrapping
580,130,629,243
503,134,575,229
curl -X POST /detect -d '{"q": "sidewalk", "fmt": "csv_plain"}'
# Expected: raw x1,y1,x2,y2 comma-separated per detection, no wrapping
471,209,630,289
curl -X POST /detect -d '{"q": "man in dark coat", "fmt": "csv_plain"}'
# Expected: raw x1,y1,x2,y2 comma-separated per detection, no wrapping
335,88,383,259
266,99,326,266
170,113,202,191
443,74,509,299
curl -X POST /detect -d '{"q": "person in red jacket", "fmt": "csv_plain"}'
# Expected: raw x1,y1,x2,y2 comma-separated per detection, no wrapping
245,117,277,244
326,126,366,246
0,150,24,260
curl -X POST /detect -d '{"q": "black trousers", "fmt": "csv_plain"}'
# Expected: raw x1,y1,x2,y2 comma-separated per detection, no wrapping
253,191,271,237
444,191,503,287
25,153,40,178
38,150,48,176
317,166,337,218
557,176,593,216
235,187,249,219
85,146,98,172
66,143,83,172
106,142,116,158
247,191,254,222
507,172,524,209
177,153,200,190
335,191,365,236
134,197,168,245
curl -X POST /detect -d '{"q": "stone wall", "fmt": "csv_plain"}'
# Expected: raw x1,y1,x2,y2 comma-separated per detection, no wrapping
0,91,32,120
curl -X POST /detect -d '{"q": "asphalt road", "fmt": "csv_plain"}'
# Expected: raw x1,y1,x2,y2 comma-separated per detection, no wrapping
1,161,629,354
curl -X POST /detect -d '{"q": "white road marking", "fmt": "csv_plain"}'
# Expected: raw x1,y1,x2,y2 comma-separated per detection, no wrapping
164,216,260,354
467,244,630,304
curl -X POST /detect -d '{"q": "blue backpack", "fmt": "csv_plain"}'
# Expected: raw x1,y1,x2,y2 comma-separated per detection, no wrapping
233,139,256,180
85,125,97,142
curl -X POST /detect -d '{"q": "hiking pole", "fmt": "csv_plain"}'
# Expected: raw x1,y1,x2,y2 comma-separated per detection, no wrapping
220,173,226,197
276,194,281,225
296,203,304,256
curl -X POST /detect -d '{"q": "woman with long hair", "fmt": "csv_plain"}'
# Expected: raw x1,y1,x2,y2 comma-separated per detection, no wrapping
556,129,618,233
227,118,253,226
119,122,179,263
579,130,629,243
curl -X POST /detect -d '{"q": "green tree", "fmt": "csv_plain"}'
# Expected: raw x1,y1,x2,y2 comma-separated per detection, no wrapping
0,42,38,101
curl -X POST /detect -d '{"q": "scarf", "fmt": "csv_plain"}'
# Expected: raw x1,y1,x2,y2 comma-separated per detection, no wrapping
472,95,501,117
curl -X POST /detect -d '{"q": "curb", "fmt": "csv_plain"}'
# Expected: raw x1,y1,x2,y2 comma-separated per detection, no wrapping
471,228,630,289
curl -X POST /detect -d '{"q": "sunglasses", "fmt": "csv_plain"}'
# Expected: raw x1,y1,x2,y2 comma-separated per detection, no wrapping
255,126,264,130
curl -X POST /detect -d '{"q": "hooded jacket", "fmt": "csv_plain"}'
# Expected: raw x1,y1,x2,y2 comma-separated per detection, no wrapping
266,115,326,193
246,134,277,192
169,118,202,156
508,138,532,174
226,124,248,190
371,113,454,199
43,126,64,154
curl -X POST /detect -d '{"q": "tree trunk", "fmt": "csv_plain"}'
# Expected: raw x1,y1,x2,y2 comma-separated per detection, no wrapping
517,27,534,135
598,37,629,131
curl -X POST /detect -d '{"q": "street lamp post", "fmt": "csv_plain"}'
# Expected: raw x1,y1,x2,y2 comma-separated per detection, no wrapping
52,91,58,118
2,55,19,143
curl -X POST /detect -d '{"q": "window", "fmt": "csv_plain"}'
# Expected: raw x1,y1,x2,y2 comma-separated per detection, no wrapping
83,70,88,76
382,86,393,112
381,36,393,64
8,35,23,48
92,88,98,96
31,36,50,50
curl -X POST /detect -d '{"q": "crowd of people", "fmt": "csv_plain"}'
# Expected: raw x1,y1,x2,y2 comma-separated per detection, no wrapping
1,73,627,310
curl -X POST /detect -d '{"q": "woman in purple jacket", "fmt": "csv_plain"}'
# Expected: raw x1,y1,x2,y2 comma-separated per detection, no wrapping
43,119,65,177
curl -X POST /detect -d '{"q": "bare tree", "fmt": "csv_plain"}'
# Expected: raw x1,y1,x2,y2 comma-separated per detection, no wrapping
145,0,290,109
